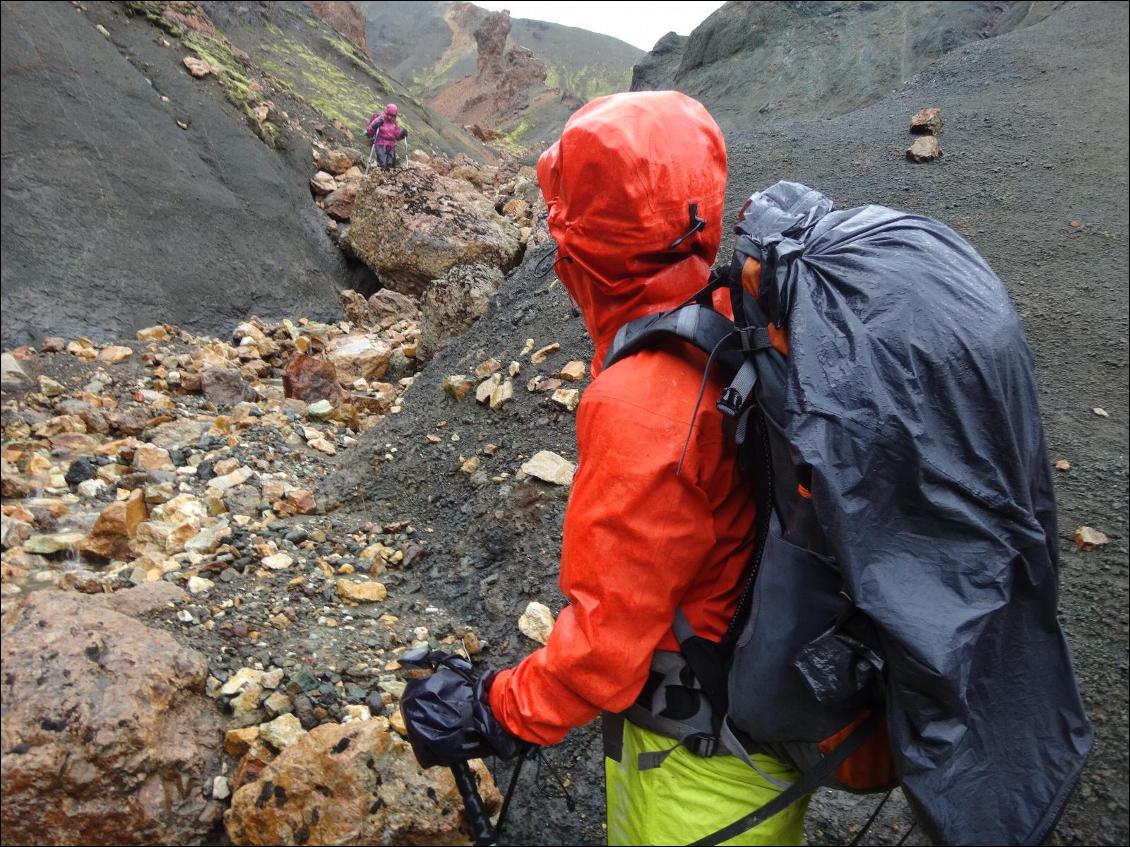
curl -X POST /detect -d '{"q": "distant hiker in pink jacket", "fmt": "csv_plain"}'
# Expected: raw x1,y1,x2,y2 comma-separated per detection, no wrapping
365,104,408,169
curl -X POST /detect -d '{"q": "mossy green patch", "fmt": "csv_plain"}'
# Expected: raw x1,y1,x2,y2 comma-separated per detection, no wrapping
258,34,397,134
545,63,631,102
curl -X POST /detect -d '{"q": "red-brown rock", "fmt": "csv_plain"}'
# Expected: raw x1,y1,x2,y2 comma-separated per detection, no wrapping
323,182,359,222
307,1,368,51
368,289,420,327
282,354,345,405
0,590,223,845
910,106,943,135
339,289,370,325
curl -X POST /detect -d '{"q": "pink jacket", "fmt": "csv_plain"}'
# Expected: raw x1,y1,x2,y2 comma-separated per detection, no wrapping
368,112,405,149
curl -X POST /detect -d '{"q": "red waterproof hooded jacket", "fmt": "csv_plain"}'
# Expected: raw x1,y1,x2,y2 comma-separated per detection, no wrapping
489,92,758,745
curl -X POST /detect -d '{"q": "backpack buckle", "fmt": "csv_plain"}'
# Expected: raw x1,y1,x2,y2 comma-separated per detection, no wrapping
717,386,743,417
685,734,719,758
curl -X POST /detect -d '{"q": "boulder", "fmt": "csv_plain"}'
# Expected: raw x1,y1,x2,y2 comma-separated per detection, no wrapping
133,443,175,472
551,387,581,412
323,182,359,222
283,354,345,405
98,345,134,364
79,491,146,561
443,375,472,400
418,264,504,361
336,578,387,603
182,55,217,78
322,147,359,176
201,366,258,406
1,352,31,388
368,289,420,327
23,531,84,555
224,718,499,846
502,197,531,219
339,290,370,326
342,166,521,295
1074,526,1109,551
0,590,223,845
558,360,586,382
259,714,306,751
910,106,943,135
309,170,337,195
233,322,280,358
326,335,392,385
906,135,942,162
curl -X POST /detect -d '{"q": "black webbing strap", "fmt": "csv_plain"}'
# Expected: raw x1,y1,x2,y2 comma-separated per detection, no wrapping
671,608,730,725
688,710,883,847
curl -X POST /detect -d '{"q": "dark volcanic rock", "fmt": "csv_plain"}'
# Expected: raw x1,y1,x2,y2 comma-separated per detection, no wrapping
629,31,688,92
0,2,353,347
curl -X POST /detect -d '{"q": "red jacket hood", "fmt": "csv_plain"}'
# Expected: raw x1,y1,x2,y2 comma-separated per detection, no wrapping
538,91,727,375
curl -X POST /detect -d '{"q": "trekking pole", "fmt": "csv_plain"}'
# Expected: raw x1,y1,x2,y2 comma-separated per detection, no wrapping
365,141,376,175
452,760,496,846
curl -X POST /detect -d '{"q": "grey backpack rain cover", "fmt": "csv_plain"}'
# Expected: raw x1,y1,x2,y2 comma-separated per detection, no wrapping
738,182,1093,845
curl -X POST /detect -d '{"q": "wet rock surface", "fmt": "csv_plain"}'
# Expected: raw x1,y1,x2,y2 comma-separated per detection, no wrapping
0,589,223,845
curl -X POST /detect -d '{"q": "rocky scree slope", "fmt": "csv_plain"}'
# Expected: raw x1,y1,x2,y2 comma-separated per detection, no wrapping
0,294,504,844
0,0,487,348
0,101,546,847
328,2,1128,845
631,0,1066,131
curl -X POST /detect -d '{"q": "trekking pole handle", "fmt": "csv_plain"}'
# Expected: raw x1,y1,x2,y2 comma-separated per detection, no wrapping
452,760,496,846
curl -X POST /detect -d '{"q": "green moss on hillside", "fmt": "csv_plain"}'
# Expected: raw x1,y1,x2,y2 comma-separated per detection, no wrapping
259,35,385,133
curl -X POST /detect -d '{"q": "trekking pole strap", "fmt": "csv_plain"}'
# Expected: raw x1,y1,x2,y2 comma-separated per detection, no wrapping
688,710,883,846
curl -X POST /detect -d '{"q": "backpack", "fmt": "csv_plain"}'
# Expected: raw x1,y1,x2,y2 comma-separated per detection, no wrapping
603,181,1091,846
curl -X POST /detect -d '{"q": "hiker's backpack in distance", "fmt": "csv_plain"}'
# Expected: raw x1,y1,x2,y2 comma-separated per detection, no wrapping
603,181,1092,846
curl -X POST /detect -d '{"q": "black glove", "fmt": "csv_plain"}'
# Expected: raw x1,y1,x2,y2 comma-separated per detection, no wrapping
399,651,527,768
400,128,409,140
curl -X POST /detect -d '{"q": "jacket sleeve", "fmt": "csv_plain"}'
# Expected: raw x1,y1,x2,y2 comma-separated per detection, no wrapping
489,389,718,745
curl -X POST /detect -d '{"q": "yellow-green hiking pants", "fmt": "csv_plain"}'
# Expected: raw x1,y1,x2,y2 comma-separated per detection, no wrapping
605,721,810,846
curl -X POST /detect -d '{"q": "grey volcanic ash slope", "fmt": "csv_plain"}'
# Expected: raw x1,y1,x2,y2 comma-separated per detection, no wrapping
0,1,486,348
632,0,1063,130
327,2,1128,845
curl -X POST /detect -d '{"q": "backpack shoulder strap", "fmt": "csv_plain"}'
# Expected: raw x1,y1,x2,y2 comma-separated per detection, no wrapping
604,303,750,374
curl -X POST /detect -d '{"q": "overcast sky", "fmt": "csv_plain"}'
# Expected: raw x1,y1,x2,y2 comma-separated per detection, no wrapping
475,1,726,51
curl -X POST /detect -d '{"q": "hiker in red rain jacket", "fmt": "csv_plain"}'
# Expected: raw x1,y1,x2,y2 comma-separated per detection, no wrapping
366,103,407,169
399,91,809,845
